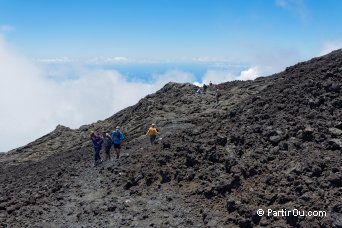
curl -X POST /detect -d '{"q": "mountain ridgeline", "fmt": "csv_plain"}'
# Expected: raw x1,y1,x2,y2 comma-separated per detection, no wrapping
1,50,342,227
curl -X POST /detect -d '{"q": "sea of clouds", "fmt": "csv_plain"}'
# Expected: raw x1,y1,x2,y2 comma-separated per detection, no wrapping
1,34,339,152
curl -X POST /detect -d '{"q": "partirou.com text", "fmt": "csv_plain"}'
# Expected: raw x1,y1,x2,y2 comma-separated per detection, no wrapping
256,208,327,217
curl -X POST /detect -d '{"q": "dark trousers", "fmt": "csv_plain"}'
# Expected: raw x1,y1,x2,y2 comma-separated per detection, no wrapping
94,148,101,164
150,135,157,145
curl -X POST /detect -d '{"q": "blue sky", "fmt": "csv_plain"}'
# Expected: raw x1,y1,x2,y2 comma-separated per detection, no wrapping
1,0,342,152
1,0,342,60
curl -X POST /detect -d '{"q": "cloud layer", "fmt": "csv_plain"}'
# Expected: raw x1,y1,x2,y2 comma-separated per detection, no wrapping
0,36,200,151
0,35,304,152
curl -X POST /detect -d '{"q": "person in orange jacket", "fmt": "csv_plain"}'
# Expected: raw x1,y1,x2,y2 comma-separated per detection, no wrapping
146,123,159,145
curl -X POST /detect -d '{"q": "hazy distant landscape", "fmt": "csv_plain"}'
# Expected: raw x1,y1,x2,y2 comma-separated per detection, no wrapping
42,61,248,84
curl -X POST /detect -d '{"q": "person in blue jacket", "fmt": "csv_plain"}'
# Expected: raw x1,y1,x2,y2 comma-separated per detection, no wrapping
112,126,124,159
90,131,103,167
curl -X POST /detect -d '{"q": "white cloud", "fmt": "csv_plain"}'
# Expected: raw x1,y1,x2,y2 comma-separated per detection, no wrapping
85,56,130,64
0,35,54,152
0,36,195,152
197,70,236,85
320,40,342,56
193,47,302,86
153,70,195,86
105,56,128,62
36,57,73,64
193,66,260,86
239,66,260,80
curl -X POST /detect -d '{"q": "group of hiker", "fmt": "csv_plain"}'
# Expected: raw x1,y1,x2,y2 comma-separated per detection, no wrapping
90,124,159,167
196,81,221,103
90,82,221,167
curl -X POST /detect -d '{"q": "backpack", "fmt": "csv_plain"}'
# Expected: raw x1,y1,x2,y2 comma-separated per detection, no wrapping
112,130,122,144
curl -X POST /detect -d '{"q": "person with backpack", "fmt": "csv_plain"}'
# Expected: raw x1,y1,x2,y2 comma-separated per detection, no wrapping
102,132,113,161
112,126,124,159
146,123,159,145
90,131,103,167
203,84,208,93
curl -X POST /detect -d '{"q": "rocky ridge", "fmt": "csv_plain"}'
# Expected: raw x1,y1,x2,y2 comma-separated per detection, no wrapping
0,50,342,227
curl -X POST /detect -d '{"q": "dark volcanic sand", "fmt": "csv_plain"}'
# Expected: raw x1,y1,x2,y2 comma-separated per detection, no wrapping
1,50,342,227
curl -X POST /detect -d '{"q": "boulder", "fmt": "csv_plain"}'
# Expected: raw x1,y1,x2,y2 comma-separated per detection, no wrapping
269,136,281,145
329,128,342,137
328,139,342,150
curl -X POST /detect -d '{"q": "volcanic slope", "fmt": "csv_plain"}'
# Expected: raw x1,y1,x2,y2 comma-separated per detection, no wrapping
1,50,342,227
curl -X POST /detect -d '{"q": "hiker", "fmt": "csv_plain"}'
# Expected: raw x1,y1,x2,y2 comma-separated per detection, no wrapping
203,84,208,93
90,131,103,167
112,126,124,159
102,132,113,161
215,88,221,103
209,81,213,87
196,88,202,94
146,123,159,145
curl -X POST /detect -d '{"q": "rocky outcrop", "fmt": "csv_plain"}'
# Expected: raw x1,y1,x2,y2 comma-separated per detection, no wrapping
0,50,342,227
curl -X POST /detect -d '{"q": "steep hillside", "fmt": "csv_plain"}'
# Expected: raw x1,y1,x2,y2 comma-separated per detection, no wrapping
1,50,342,227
